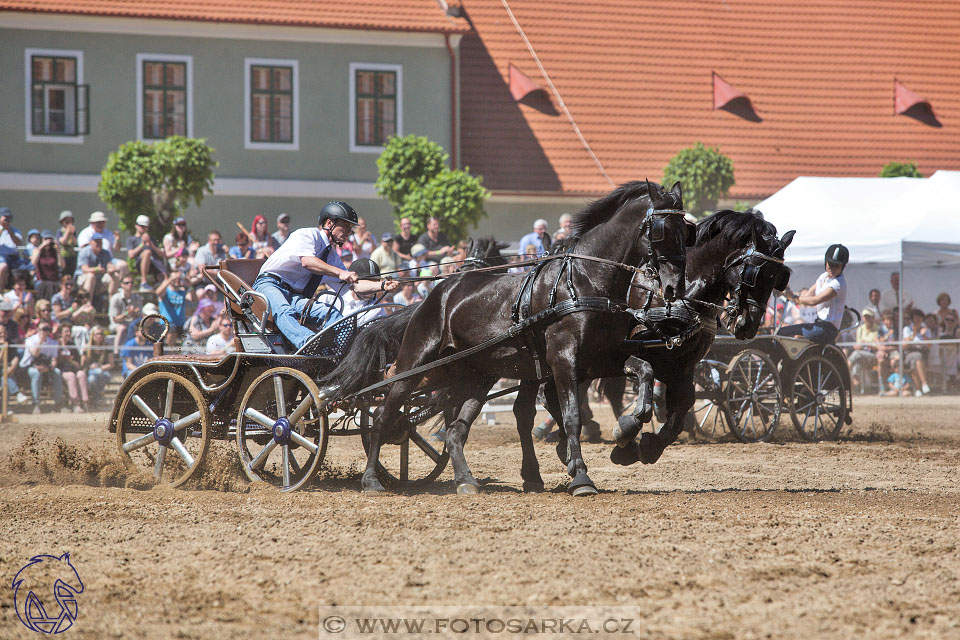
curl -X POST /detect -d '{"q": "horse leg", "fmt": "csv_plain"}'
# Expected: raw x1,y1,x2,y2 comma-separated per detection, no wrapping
541,379,571,467
362,376,421,493
552,372,597,496
601,376,626,421
579,381,602,443
445,386,492,495
636,376,695,465
514,382,545,492
612,356,655,450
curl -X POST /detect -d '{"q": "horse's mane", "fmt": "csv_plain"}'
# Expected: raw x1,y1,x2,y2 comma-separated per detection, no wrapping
569,180,677,239
695,209,778,249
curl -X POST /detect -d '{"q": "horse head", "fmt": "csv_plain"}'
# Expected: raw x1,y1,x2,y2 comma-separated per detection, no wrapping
639,180,694,301
725,224,795,339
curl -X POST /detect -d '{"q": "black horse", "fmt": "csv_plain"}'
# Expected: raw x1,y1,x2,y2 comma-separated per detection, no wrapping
341,180,692,495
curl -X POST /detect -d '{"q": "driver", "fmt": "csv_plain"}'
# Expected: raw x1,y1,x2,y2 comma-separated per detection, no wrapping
778,243,848,344
253,201,398,350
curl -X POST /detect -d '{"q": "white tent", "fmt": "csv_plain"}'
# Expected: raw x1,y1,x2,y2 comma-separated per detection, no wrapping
756,173,960,318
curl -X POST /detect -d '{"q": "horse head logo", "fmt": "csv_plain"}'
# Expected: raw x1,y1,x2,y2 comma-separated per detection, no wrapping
12,552,84,634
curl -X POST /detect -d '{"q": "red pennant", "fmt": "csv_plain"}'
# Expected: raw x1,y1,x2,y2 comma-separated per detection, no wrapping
509,63,544,101
894,80,931,115
712,72,746,110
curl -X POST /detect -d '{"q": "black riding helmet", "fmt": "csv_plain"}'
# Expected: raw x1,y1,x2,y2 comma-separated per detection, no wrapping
825,243,849,267
349,258,380,279
318,201,359,227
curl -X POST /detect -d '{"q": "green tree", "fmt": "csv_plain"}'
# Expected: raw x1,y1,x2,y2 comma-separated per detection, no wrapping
880,161,922,178
375,134,489,241
374,135,449,215
662,142,735,216
98,136,217,238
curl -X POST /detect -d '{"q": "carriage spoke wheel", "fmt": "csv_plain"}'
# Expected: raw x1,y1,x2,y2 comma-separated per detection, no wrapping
359,398,450,488
690,360,733,440
236,367,329,492
788,354,846,441
115,371,210,487
725,350,782,443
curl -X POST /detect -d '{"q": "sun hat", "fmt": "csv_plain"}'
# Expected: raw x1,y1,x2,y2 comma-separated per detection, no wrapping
89,211,108,223
141,302,159,316
59,210,74,222
411,243,428,258
135,215,150,227
861,307,875,317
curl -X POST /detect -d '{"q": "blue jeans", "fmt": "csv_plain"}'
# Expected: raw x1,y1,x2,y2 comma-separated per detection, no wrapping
777,320,839,344
253,275,343,349
5,375,19,395
87,367,112,397
27,366,64,405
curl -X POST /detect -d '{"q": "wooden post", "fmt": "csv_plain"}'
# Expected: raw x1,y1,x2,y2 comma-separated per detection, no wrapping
1,343,8,422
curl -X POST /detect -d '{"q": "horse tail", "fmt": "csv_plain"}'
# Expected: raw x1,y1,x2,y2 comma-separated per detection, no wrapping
319,303,420,395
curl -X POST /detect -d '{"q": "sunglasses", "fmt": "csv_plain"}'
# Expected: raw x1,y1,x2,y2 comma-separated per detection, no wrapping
121,280,133,285
39,327,51,332
221,323,232,328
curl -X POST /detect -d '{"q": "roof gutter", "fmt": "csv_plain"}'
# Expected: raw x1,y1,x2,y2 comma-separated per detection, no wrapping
444,33,459,169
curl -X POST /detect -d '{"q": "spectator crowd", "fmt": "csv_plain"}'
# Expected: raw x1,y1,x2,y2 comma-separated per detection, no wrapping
764,270,959,396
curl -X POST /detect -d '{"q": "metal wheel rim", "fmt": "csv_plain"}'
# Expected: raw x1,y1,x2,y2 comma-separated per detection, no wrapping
236,367,328,492
691,360,733,439
359,400,449,488
789,356,846,441
725,350,782,442
115,371,210,487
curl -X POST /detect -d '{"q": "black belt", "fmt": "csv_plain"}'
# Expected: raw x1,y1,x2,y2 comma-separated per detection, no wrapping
256,272,301,295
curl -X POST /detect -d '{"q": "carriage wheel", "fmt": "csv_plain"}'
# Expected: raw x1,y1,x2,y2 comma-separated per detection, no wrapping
359,396,450,488
725,350,782,443
236,367,329,492
689,360,733,440
115,371,211,487
787,354,847,441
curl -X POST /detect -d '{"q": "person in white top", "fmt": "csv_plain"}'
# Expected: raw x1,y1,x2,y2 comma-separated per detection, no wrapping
253,202,398,350
779,244,848,344
339,258,390,325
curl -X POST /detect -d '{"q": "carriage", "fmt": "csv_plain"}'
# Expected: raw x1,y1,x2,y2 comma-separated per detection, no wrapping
683,308,860,443
111,257,451,491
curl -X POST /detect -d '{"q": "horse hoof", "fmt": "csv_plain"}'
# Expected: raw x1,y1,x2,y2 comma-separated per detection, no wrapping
522,481,545,493
457,482,480,495
568,472,597,497
571,484,598,497
638,432,664,465
361,475,386,493
610,443,641,466
614,415,641,443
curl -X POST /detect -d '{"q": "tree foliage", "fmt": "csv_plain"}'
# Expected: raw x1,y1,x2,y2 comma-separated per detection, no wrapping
662,142,735,216
880,161,922,178
98,136,217,237
375,134,489,241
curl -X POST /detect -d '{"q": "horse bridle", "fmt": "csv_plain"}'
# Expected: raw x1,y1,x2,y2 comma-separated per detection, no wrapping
627,208,696,297
720,245,790,322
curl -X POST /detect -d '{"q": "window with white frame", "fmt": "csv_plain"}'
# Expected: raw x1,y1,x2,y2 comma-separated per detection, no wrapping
245,58,299,149
25,48,88,141
349,63,402,152
137,54,193,140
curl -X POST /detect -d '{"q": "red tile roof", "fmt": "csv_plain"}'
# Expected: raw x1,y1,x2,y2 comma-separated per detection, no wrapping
459,0,960,198
0,0,469,33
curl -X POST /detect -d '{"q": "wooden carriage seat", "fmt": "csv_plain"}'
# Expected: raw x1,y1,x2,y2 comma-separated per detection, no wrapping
202,258,271,327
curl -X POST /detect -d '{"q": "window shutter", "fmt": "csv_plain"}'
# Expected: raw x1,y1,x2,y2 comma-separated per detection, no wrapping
76,84,89,135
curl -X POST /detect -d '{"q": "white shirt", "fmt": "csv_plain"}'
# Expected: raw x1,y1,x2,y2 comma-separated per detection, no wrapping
341,290,386,325
258,227,345,293
20,334,59,368
814,271,846,329
77,225,117,252
879,287,914,314
205,333,236,355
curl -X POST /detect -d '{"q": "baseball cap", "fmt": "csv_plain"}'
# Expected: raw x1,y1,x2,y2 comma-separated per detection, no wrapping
861,307,875,317
90,232,106,241
173,216,186,225
89,211,108,223
411,243,428,258
141,302,159,316
277,213,290,223
59,210,74,222
381,232,393,242
0,207,12,219
135,215,150,227
27,229,40,238
41,230,55,240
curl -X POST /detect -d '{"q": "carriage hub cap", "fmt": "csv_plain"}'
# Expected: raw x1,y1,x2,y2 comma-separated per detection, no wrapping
272,417,292,444
751,392,759,403
816,392,826,405
153,418,175,445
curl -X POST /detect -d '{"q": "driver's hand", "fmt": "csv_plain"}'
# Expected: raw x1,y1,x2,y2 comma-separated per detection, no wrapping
383,279,400,293
339,270,359,284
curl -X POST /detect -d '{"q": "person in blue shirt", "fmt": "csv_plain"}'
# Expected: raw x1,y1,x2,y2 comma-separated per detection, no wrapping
156,270,190,336
120,330,152,379
0,207,24,290
74,232,116,303
229,231,256,259
518,219,551,256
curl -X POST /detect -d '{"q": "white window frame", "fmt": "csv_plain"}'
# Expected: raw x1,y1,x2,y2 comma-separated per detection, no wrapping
24,47,85,144
244,57,299,151
349,62,403,154
136,53,194,140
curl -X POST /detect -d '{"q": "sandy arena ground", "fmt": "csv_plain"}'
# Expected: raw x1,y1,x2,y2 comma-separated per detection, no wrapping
0,395,958,639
